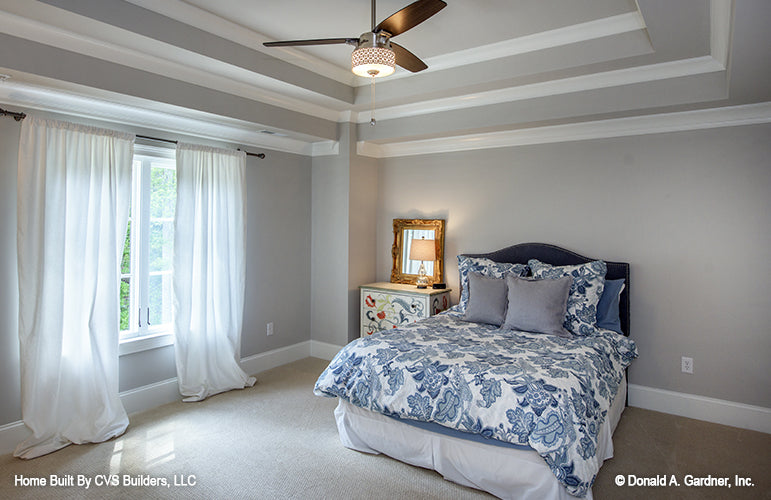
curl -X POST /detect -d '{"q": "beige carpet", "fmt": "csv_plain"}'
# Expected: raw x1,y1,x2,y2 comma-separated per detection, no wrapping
0,358,768,499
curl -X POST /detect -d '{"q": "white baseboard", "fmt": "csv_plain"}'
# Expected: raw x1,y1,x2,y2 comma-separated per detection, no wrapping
628,384,771,434
310,339,344,360
0,339,344,456
15,346,763,457
120,377,180,416
0,377,182,456
0,420,29,458
239,341,312,376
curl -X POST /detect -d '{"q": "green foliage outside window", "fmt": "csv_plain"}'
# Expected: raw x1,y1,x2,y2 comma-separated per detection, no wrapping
119,159,176,335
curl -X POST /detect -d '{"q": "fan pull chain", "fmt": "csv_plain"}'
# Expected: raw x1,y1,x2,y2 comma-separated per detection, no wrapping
370,77,376,126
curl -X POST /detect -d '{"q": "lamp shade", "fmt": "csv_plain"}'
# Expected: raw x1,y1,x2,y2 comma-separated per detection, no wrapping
351,46,395,78
409,238,436,262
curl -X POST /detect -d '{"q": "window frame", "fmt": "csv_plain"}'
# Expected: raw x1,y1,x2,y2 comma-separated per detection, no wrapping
119,144,176,356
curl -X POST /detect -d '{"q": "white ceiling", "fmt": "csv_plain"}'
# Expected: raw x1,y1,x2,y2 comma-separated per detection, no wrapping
0,0,769,156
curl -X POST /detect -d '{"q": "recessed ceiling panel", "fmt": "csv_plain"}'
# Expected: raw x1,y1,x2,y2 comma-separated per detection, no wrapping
183,0,639,70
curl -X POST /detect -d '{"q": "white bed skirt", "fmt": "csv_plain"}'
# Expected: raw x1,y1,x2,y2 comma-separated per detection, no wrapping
334,375,627,499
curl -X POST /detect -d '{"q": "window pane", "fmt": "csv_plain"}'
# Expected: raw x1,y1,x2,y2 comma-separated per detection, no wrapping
121,220,131,274
120,278,131,331
149,273,173,326
150,165,176,219
149,220,174,272
120,153,176,339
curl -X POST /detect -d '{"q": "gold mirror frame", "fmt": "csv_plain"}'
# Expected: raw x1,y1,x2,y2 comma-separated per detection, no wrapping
390,218,445,285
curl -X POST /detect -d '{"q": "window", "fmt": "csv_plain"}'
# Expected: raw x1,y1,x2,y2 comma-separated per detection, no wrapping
120,146,176,344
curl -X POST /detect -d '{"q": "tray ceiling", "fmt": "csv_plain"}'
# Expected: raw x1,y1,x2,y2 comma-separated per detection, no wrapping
0,0,769,156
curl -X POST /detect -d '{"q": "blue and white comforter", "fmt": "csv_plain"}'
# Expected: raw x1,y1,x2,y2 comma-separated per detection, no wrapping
314,310,638,497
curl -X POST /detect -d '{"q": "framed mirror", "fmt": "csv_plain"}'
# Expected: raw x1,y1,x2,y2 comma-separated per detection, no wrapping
390,219,445,285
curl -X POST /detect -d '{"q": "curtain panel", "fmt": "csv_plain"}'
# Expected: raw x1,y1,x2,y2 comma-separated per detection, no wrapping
173,143,255,402
15,116,134,459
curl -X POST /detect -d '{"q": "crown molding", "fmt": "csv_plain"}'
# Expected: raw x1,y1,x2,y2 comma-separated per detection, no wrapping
0,77,346,157
0,1,350,121
311,141,340,157
357,10,648,86
0,1,734,130
124,0,357,86
357,102,771,158
128,1,646,91
0,0,742,159
0,79,316,155
356,56,726,123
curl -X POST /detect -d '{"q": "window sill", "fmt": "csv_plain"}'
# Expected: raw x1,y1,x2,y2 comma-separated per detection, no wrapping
119,331,174,356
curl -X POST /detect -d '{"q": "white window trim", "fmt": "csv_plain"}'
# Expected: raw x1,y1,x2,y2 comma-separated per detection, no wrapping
119,142,176,356
119,331,174,356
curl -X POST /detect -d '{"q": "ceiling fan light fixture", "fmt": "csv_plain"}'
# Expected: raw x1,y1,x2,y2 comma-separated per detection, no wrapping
351,46,396,78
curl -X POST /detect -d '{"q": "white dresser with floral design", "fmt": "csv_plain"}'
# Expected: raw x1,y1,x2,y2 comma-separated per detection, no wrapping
360,282,452,337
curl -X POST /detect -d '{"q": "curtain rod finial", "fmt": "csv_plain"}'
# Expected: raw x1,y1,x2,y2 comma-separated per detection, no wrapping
1,107,27,121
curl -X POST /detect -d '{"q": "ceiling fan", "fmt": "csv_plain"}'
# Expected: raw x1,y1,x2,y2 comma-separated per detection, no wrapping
263,0,447,78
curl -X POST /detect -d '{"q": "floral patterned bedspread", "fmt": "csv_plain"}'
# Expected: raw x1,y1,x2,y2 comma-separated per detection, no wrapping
314,309,638,497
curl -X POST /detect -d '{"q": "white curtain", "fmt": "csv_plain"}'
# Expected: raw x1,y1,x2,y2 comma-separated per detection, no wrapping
173,143,255,402
15,116,134,459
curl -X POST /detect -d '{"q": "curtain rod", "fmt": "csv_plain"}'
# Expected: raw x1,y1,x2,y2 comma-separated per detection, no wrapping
136,134,266,159
0,107,27,121
0,108,266,159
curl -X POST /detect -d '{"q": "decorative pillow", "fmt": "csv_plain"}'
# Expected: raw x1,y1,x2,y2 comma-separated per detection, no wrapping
463,272,508,326
528,259,607,336
457,256,528,313
502,275,572,337
596,278,625,334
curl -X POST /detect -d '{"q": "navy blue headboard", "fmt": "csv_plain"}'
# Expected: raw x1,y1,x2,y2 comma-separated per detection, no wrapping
463,243,630,337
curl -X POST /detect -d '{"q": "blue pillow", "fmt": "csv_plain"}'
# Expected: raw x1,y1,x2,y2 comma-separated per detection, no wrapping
596,279,625,334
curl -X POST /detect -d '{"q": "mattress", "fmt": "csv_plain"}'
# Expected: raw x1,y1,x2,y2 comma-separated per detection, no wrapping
333,374,627,499
315,311,637,496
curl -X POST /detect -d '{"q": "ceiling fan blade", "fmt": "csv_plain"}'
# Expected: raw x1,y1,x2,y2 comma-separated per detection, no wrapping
263,38,358,47
375,0,447,37
391,42,428,72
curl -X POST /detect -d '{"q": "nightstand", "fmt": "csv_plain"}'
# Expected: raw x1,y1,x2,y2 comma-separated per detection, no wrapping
360,282,452,337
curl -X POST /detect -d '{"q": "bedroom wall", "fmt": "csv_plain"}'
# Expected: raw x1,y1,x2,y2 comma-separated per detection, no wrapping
310,122,378,347
374,123,771,409
348,132,379,344
0,114,22,425
311,124,351,348
0,108,312,426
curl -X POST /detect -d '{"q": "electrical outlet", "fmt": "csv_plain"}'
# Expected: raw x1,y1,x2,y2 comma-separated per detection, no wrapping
681,356,693,374
267,322,274,336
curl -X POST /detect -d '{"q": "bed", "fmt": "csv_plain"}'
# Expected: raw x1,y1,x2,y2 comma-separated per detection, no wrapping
315,243,637,499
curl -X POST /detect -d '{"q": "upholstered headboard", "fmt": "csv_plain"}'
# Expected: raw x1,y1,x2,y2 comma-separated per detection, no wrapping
463,243,630,337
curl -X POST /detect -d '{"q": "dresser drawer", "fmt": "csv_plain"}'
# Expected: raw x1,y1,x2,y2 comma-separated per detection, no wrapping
360,283,452,337
361,290,426,335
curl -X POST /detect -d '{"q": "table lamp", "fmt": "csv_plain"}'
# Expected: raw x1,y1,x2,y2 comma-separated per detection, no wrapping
409,237,436,289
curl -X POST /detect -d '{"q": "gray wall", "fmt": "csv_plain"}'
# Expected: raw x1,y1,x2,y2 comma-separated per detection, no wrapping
375,124,771,409
310,124,351,347
348,134,379,343
0,109,312,426
242,149,312,355
310,122,378,346
0,116,22,425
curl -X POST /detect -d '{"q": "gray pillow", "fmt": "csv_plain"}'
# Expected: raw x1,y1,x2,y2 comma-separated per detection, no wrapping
502,275,572,337
463,272,508,326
